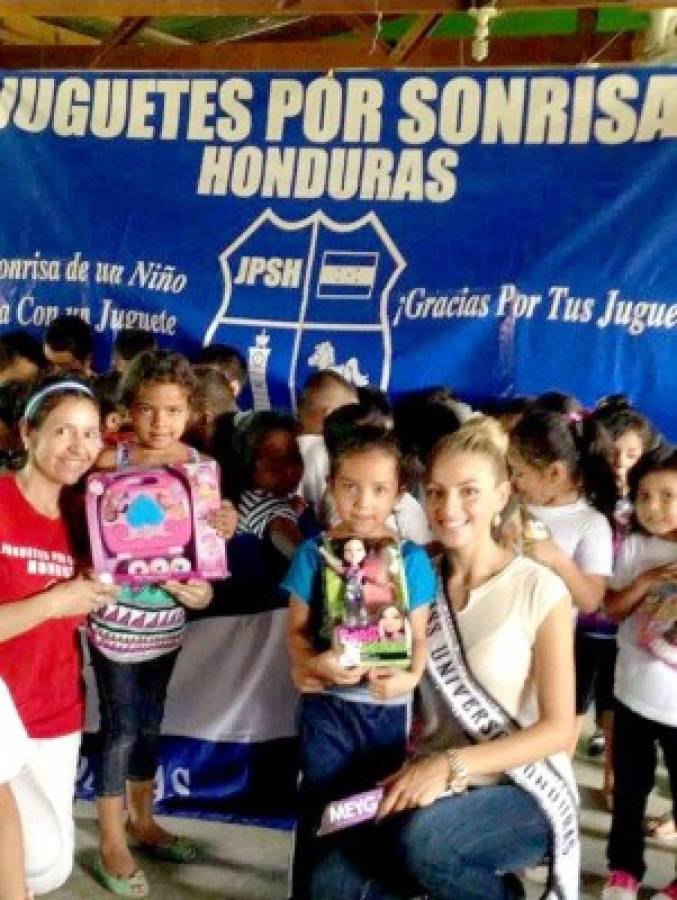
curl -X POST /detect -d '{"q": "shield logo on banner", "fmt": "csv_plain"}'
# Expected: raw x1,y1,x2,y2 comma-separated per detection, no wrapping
204,209,405,411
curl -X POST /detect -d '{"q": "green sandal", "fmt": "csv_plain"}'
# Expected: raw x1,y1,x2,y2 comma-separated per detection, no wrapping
91,853,150,898
134,835,199,863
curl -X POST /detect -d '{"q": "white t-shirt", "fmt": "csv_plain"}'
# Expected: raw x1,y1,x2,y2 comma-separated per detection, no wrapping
390,492,431,545
418,556,574,788
527,499,613,576
610,533,677,726
297,434,329,516
0,678,30,783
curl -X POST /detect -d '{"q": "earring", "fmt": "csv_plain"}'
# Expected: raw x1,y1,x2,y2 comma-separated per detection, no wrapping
492,512,502,529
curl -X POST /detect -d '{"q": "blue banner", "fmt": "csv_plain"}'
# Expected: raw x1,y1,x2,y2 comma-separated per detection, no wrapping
3,68,676,824
1,70,676,435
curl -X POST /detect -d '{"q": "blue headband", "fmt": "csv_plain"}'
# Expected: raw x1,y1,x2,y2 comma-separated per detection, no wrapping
24,381,95,422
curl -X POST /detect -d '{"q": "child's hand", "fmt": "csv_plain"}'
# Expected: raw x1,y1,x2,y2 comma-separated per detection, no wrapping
368,668,419,701
291,662,328,693
312,650,367,686
523,537,560,568
207,500,238,541
163,579,213,609
641,562,677,591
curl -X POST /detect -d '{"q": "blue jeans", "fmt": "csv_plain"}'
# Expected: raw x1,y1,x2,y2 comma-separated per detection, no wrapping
90,645,179,796
308,784,551,900
293,693,409,899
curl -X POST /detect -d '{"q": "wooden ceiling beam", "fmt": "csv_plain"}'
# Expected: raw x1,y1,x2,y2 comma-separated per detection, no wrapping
0,14,99,44
0,32,635,67
389,12,442,63
0,1,671,15
340,15,391,59
89,15,150,62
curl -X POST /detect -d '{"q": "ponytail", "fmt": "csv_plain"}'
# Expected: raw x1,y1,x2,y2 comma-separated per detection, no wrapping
511,409,618,522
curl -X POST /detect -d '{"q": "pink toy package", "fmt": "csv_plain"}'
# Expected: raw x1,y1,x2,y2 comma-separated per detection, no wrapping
86,460,228,585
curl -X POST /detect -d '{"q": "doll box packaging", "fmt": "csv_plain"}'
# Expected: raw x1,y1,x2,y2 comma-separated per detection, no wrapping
320,535,411,668
86,461,228,585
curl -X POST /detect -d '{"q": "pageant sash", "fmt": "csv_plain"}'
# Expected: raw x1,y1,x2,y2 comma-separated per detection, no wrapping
426,572,580,900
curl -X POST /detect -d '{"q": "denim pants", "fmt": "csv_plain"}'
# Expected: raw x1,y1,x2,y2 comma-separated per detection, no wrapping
293,693,409,900
89,645,179,796
608,700,677,880
307,783,552,900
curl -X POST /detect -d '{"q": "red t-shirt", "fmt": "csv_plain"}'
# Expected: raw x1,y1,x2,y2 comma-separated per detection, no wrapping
0,474,84,738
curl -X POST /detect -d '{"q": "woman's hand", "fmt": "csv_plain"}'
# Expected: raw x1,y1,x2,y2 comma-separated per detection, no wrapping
163,579,213,610
368,668,418,701
311,650,367,686
46,576,118,618
207,500,238,541
378,753,449,818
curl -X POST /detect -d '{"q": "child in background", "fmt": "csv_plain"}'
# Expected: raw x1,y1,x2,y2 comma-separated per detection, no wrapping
0,331,44,385
111,329,158,377
285,425,436,898
226,410,304,564
508,405,616,757
43,314,94,376
394,388,462,506
89,350,236,897
93,372,127,446
580,398,659,802
594,396,659,537
296,371,358,519
602,445,677,900
185,365,236,455
193,344,248,406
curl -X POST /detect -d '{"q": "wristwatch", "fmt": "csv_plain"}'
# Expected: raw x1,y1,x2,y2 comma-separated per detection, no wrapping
444,749,470,794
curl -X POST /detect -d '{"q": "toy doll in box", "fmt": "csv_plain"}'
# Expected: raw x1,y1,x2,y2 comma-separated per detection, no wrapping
86,460,227,585
319,535,411,668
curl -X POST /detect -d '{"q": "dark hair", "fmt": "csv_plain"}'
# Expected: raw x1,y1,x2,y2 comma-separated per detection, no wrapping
214,409,298,501
511,408,618,521
528,391,582,416
394,388,462,465
119,350,196,409
22,374,98,431
194,344,248,388
93,371,123,419
0,380,34,469
592,395,658,449
356,385,393,418
298,370,356,413
113,328,158,363
192,366,236,419
44,314,94,362
324,402,393,460
327,422,403,482
627,443,677,513
0,331,45,371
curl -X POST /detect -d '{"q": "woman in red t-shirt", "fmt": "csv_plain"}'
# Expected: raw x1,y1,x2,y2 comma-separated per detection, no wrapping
0,376,118,897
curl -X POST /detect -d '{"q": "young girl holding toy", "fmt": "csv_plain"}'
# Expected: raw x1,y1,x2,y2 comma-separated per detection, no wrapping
284,424,436,899
582,398,659,803
602,444,677,900
508,406,616,759
89,351,236,898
